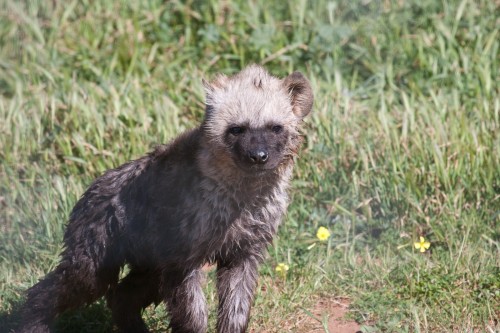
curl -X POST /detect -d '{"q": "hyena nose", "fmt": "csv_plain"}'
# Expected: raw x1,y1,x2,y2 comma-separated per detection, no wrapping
248,150,269,164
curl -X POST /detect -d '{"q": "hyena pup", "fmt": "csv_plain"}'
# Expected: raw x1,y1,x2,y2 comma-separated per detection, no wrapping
18,65,313,333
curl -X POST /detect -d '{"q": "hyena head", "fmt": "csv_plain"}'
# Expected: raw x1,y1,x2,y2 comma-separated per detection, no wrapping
202,65,313,174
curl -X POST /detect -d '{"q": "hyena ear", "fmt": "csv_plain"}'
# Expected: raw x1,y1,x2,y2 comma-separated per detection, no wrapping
202,74,229,96
203,74,229,114
282,72,314,118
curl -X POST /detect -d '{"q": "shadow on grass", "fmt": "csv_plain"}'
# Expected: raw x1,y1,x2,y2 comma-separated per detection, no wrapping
0,299,114,333
0,298,22,333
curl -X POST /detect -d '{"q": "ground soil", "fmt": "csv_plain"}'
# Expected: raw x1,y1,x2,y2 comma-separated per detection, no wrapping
283,297,362,333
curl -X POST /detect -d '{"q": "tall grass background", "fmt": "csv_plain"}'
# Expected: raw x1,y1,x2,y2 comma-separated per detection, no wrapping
0,0,498,332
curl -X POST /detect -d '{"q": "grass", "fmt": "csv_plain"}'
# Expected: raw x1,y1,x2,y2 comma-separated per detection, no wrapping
1,0,499,332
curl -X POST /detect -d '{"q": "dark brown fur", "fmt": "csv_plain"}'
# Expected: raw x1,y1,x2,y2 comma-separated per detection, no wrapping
17,65,313,333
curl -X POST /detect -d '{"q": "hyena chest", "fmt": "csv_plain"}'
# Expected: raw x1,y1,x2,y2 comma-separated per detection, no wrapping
144,183,282,267
195,200,280,264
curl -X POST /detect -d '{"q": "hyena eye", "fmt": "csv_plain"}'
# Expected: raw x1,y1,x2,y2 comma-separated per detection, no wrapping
228,126,245,135
271,125,283,134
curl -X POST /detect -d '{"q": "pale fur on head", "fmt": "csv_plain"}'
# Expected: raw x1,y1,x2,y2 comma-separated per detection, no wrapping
198,65,313,196
202,65,309,145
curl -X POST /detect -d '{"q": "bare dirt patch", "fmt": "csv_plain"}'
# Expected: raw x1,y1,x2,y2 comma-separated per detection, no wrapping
285,297,362,333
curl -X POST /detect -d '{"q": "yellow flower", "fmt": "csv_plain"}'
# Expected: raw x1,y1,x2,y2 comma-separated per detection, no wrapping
316,226,331,241
275,263,289,276
414,236,431,252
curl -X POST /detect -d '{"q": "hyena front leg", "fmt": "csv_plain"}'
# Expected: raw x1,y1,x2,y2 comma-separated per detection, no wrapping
164,269,208,333
216,254,261,333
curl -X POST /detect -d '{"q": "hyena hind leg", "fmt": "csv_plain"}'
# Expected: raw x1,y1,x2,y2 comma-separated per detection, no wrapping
106,269,161,333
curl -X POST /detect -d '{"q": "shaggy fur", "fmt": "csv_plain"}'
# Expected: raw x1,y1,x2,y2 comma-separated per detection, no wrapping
17,65,313,333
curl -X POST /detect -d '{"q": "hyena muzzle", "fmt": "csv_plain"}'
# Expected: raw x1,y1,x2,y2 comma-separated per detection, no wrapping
18,65,313,333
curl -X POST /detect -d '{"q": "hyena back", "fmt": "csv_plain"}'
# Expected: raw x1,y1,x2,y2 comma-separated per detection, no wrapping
18,65,313,333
